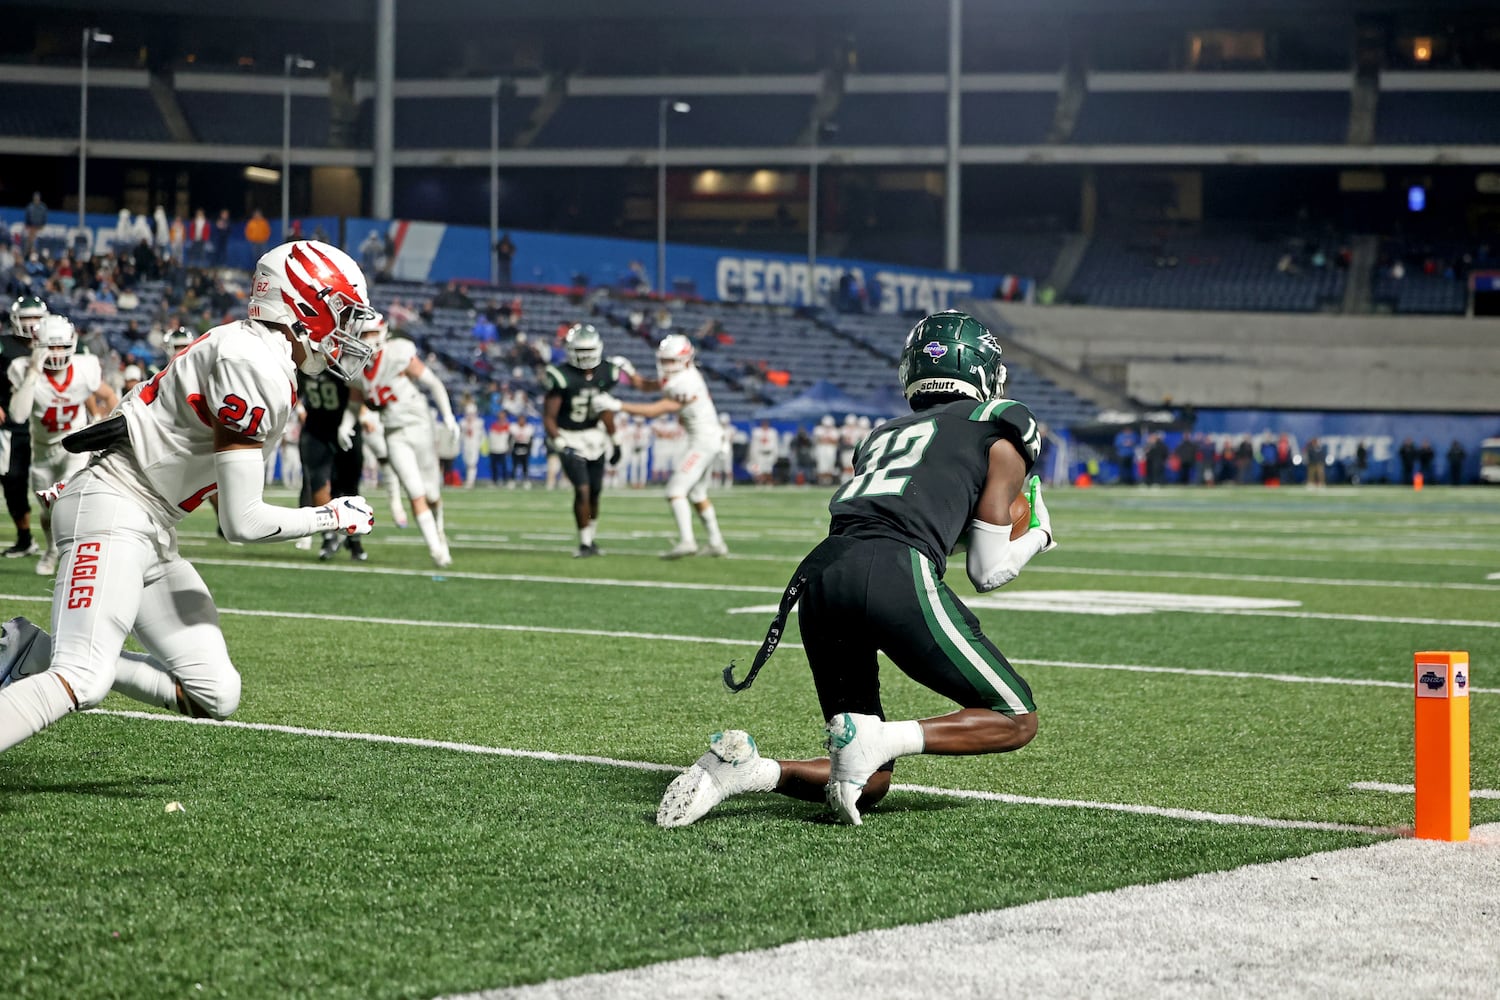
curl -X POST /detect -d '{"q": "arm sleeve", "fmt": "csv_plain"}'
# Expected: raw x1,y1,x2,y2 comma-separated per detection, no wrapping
965,519,1050,593
214,448,328,543
416,366,455,423
8,360,39,422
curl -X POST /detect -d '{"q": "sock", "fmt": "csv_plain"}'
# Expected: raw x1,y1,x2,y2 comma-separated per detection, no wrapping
110,650,180,711
884,719,926,758
698,505,724,546
434,505,445,536
415,509,443,556
669,496,694,545
0,674,77,753
747,757,781,792
580,523,596,547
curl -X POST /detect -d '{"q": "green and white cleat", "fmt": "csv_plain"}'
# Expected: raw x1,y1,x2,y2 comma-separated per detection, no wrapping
657,730,776,828
824,712,893,826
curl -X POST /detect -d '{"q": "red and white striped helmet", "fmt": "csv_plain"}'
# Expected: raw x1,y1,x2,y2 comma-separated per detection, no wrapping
656,333,694,379
248,240,375,381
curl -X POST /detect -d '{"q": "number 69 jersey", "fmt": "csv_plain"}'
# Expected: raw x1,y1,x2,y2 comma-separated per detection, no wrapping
828,398,1039,575
99,321,296,523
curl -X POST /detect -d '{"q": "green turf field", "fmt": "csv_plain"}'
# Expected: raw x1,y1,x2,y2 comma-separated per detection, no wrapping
2,483,1496,999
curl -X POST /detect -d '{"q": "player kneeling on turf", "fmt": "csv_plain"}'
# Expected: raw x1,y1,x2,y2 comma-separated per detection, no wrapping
0,241,377,753
655,310,1055,827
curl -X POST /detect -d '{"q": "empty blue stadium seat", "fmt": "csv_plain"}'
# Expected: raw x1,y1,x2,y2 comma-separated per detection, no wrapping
1375,91,1500,145
534,93,812,148
962,92,1057,144
392,96,538,149
178,91,330,146
829,93,946,146
0,83,169,141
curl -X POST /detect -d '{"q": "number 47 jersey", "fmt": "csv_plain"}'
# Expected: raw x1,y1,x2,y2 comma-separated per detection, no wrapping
102,320,297,524
828,398,1040,575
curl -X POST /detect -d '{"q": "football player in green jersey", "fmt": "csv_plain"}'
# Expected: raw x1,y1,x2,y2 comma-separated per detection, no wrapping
542,324,628,557
657,311,1057,827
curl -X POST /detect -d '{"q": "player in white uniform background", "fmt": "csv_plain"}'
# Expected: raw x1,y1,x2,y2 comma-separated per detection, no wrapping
0,240,376,755
711,413,735,488
597,334,728,558
359,407,406,528
458,399,484,488
813,414,840,485
338,314,457,568
748,419,780,485
838,414,862,483
5,315,118,575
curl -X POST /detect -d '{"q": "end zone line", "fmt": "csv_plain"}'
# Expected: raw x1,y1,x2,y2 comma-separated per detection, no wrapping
82,708,1396,836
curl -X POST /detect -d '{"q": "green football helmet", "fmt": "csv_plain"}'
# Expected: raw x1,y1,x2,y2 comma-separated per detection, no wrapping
9,295,49,342
564,323,604,369
897,310,1008,406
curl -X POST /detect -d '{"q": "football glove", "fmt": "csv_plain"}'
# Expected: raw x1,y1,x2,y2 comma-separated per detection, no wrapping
591,392,623,414
442,413,460,439
315,495,375,536
608,355,637,378
1030,478,1056,552
336,411,358,451
609,437,623,466
35,481,66,510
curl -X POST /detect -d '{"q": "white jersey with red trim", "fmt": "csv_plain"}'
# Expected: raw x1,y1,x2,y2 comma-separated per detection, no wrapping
89,320,296,525
357,337,428,432
661,365,722,447
7,353,103,449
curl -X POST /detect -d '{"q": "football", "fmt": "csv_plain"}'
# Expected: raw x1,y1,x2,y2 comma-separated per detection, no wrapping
1008,492,1032,540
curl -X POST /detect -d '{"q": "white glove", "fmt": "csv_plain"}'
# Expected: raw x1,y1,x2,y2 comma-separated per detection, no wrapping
336,411,357,451
1030,479,1057,552
591,392,623,414
607,355,637,377
442,413,460,438
314,495,375,536
29,345,48,374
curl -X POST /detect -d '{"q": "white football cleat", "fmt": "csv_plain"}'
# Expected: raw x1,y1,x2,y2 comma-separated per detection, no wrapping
432,548,453,569
35,549,59,576
660,540,699,560
824,712,895,826
657,730,777,828
293,536,314,551
697,540,729,558
0,617,52,690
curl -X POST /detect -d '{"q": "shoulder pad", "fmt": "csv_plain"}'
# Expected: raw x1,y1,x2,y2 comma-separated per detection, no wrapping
968,399,1040,464
543,365,566,391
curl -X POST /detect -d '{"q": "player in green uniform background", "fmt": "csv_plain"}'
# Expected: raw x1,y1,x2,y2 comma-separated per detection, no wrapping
656,310,1057,827
542,324,628,558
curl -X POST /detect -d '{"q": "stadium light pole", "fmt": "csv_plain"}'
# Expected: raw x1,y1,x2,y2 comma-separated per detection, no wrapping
78,27,113,234
490,77,501,285
808,118,837,276
657,98,690,296
282,54,315,241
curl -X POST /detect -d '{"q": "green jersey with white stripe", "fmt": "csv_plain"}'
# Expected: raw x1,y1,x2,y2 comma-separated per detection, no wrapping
543,361,626,431
828,397,1039,574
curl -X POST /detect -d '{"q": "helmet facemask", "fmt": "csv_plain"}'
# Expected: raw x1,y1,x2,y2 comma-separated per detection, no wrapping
34,316,77,372
656,334,694,381
564,325,604,369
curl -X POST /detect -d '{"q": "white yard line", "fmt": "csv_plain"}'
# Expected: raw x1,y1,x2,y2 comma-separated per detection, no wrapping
3,591,1495,693
1350,781,1500,800
84,708,1395,837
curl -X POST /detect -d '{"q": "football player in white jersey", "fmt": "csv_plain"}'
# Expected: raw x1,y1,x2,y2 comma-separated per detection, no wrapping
0,241,377,755
459,398,484,488
813,414,840,485
5,315,118,575
595,334,728,558
338,314,457,568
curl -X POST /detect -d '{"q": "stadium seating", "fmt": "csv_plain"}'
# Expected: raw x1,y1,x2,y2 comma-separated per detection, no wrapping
1375,91,1500,145
390,96,539,149
0,83,170,142
1068,231,1347,312
827,93,946,146
533,94,812,148
177,91,331,147
961,92,1058,145
1073,90,1350,145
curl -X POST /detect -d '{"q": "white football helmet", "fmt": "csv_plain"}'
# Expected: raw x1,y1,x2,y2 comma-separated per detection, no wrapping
564,324,604,369
821,414,835,428
358,312,389,348
33,315,78,372
656,333,694,379
247,240,375,381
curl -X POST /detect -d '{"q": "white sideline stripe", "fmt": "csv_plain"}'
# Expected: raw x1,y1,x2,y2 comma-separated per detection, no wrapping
83,709,1394,835
1213,608,1500,629
3,591,1497,694
1350,781,1500,800
1031,564,1500,593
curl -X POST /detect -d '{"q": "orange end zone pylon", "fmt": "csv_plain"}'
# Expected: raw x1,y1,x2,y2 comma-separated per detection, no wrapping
1414,651,1470,841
